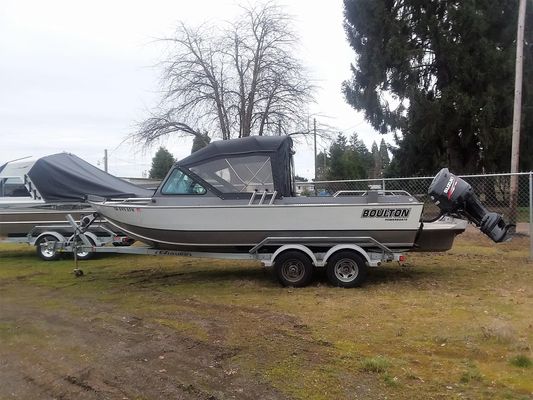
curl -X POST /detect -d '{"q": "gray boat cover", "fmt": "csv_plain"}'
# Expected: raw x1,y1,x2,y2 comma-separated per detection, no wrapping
27,153,153,201
177,136,294,197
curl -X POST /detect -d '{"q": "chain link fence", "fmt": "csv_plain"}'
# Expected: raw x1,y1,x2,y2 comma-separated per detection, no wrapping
296,172,533,258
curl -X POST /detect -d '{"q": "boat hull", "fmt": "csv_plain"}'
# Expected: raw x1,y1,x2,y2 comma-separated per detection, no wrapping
0,207,91,238
92,201,425,252
412,218,468,252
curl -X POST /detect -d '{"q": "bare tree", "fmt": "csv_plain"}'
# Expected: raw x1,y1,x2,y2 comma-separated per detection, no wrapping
134,2,314,147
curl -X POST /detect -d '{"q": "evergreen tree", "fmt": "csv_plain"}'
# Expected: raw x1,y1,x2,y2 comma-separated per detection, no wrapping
315,150,330,180
370,141,381,179
324,133,372,180
343,0,533,174
379,139,390,170
328,134,349,180
191,133,211,153
350,134,373,173
149,147,176,179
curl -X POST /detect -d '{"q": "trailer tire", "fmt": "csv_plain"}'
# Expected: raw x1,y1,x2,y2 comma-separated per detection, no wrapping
35,235,61,261
326,251,367,288
274,251,314,287
68,236,96,260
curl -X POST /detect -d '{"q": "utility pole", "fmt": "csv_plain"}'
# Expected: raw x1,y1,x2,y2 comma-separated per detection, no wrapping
313,118,317,180
510,0,527,224
104,149,108,173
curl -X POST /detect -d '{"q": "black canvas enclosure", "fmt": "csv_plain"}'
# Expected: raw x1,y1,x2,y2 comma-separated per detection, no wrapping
177,136,294,197
27,153,153,201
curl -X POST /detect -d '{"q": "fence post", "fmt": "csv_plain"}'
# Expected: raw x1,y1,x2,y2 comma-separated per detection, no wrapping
529,172,533,261
382,178,386,191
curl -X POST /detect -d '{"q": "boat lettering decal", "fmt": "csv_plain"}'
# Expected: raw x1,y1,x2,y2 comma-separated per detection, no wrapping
113,207,137,212
155,250,192,257
443,176,458,199
361,208,411,221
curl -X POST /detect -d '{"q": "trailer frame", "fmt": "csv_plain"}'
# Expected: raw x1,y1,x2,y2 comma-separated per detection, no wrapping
36,213,408,287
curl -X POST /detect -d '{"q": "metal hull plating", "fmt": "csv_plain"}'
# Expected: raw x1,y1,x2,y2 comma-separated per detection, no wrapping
413,218,467,252
91,201,425,252
0,205,91,238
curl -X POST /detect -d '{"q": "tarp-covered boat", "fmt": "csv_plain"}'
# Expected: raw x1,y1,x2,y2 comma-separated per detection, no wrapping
0,153,153,237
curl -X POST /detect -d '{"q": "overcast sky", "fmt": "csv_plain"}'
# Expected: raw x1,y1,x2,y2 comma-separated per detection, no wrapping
0,0,387,179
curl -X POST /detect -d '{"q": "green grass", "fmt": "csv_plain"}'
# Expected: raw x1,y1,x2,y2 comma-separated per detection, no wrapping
460,364,484,383
1,232,532,399
509,355,532,369
360,356,391,373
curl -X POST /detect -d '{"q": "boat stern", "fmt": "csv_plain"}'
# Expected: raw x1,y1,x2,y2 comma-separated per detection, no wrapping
413,217,468,252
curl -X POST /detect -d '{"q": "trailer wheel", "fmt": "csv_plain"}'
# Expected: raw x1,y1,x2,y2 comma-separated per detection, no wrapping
67,235,96,260
35,235,61,261
274,251,314,287
326,251,367,288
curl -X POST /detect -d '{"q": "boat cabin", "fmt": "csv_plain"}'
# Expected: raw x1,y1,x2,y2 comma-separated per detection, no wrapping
158,136,295,199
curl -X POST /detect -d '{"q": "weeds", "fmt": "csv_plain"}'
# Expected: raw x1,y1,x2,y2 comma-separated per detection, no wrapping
509,355,532,369
360,356,391,373
460,367,483,383
480,319,517,344
383,372,400,387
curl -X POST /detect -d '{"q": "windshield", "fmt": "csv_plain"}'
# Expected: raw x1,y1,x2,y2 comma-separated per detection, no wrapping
189,155,274,193
161,169,207,195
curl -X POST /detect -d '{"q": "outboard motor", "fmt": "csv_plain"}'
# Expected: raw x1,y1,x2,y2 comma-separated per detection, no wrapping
428,168,513,243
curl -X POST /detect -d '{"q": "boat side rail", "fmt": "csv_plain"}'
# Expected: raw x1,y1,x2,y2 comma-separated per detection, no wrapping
107,197,154,203
333,190,412,197
249,236,394,255
87,194,153,204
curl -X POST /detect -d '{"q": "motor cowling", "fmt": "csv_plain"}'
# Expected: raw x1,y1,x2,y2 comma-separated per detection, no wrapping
428,168,512,243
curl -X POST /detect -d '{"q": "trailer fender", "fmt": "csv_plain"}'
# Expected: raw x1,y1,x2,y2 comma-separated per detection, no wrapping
322,245,370,266
266,245,318,268
67,231,99,247
32,231,66,246
84,231,99,246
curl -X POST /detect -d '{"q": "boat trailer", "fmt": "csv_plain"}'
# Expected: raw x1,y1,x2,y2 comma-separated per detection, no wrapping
40,213,407,288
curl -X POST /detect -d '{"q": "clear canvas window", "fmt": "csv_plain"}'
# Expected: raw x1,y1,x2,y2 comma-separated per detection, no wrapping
190,155,274,193
0,177,31,197
161,169,207,195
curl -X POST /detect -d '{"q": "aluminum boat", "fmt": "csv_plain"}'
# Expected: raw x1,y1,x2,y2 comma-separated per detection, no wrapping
0,154,152,238
89,136,508,253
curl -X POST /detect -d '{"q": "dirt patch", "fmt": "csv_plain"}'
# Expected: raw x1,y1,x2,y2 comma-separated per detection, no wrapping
0,288,286,400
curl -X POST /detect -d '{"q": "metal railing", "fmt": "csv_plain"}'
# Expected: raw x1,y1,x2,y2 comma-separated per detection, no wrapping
296,172,533,260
